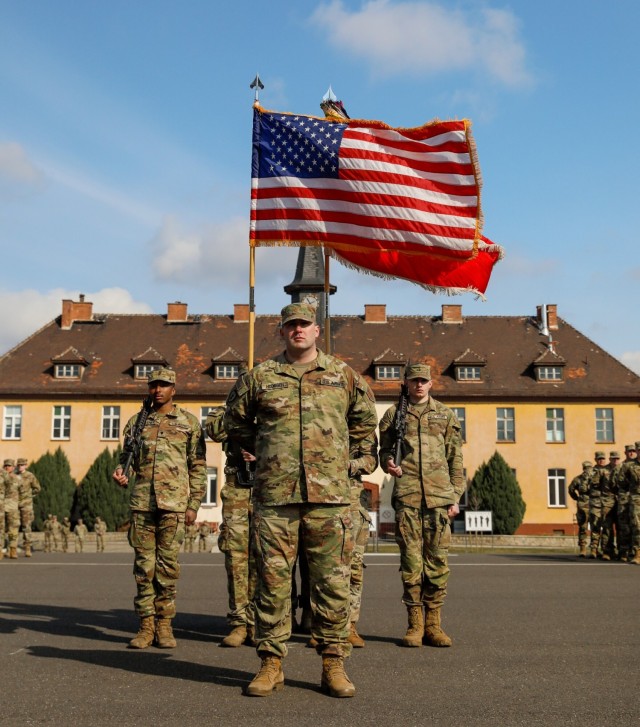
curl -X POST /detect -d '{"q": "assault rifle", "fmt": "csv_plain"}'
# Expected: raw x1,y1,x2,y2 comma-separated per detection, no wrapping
119,395,154,480
393,383,409,467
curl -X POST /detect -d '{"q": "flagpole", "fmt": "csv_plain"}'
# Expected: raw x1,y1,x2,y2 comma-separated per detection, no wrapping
324,248,331,354
248,74,264,371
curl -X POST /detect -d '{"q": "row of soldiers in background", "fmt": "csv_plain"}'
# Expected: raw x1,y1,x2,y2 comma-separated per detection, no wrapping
39,514,107,553
568,444,640,562
183,521,219,552
0,457,40,559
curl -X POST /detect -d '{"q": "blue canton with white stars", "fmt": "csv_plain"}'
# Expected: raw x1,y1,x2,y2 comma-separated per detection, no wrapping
256,113,347,179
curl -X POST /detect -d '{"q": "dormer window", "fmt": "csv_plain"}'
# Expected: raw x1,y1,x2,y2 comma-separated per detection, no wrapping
135,364,160,380
215,364,239,380
51,346,88,380
55,363,81,379
453,348,486,383
536,366,563,382
376,365,401,381
212,347,244,382
532,348,566,383
456,365,482,381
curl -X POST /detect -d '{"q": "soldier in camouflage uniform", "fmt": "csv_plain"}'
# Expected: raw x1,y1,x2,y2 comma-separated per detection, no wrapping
113,367,207,649
379,363,464,649
183,522,197,552
568,461,594,557
206,406,257,648
2,459,21,559
346,431,378,648
0,461,14,560
15,458,41,558
621,441,640,565
224,302,377,698
587,452,608,558
50,514,61,552
616,445,637,561
61,516,71,553
73,518,88,552
43,514,53,553
197,521,211,551
94,516,107,552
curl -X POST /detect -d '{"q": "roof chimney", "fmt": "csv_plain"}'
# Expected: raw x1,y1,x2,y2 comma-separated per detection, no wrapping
233,304,250,323
546,304,558,330
364,304,386,323
167,301,188,322
60,295,93,330
441,304,463,324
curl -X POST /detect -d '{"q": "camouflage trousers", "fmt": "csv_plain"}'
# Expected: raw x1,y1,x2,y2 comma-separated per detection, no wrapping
253,502,353,659
19,506,34,546
630,494,640,554
218,484,256,628
128,509,185,618
575,504,589,547
349,504,371,624
589,502,602,553
617,494,631,558
44,531,52,552
394,502,451,609
183,535,195,552
599,499,617,557
74,536,85,553
61,531,69,552
2,509,20,549
96,533,105,552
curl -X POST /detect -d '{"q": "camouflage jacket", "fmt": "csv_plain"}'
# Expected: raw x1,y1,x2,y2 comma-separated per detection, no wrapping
94,521,107,535
205,406,245,472
622,459,640,496
379,396,464,510
568,470,592,505
16,470,41,508
74,523,88,539
0,470,11,510
224,349,378,506
349,431,379,508
587,465,608,502
124,404,207,513
3,472,20,512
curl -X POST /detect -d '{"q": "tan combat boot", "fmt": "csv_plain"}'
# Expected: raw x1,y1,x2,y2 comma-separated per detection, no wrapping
401,605,424,647
221,624,247,648
24,544,32,558
246,653,284,696
348,622,365,648
630,552,640,566
578,544,587,557
9,547,17,559
0,549,4,561
155,617,177,648
321,655,355,698
423,607,452,647
128,616,156,649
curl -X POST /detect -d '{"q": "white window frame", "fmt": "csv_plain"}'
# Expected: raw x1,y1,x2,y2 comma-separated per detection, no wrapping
548,468,567,507
3,405,22,440
101,405,121,440
376,365,401,381
202,468,218,506
135,364,159,380
496,407,515,442
52,405,71,440
55,363,81,379
215,364,240,380
456,366,481,381
545,407,565,443
595,408,614,443
451,407,466,442
537,366,563,381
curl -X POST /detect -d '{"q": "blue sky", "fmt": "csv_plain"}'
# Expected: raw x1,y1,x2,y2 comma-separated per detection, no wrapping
1,0,638,373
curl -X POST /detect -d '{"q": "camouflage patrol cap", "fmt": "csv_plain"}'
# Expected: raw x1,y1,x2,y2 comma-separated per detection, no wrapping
405,363,432,380
625,444,636,452
594,451,606,460
3,458,15,466
609,451,621,459
148,367,176,384
17,458,28,466
581,461,592,469
280,302,316,326
636,441,640,451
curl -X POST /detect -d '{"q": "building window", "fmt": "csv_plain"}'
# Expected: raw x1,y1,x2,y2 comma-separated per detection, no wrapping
55,363,81,379
3,405,22,439
537,366,563,381
456,366,482,381
52,405,71,440
546,408,565,443
135,364,160,380
201,406,216,439
548,469,567,507
595,408,614,443
375,365,401,380
203,468,218,505
451,407,466,442
215,364,239,380
496,407,515,442
101,406,120,440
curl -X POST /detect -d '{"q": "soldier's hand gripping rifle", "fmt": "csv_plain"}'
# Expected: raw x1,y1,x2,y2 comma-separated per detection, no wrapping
119,395,154,481
393,383,409,467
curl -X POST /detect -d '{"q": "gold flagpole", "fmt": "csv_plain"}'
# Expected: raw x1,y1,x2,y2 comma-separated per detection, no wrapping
248,74,264,371
324,248,331,354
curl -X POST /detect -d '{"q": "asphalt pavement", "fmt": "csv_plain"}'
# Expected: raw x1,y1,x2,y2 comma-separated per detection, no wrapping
1,550,638,726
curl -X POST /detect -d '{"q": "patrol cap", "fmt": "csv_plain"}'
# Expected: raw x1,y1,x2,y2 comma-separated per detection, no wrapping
635,440,640,451
148,367,176,384
609,451,621,459
581,461,592,469
280,302,316,326
624,444,636,452
17,458,28,466
3,458,15,467
405,363,431,381
594,451,606,460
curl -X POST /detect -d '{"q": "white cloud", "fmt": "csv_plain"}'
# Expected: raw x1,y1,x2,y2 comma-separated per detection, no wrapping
0,287,152,356
500,254,559,276
0,142,44,195
621,352,640,376
310,0,533,87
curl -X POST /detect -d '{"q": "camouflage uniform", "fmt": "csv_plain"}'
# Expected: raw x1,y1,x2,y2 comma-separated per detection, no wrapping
568,462,593,555
599,454,621,559
623,441,640,564
2,460,21,558
0,468,13,559
616,445,637,561
183,523,197,552
587,454,608,557
15,459,41,556
206,406,257,641
224,346,377,661
73,520,88,552
379,364,464,647
50,515,61,552
94,517,107,552
61,517,71,553
124,400,206,619
43,515,53,553
197,521,211,552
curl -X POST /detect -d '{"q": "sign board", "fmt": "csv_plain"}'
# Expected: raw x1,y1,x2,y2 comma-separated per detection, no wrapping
380,507,395,524
465,511,493,533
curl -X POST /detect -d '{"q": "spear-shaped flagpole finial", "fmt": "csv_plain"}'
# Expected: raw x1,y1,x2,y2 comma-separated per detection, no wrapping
320,85,350,121
250,73,265,103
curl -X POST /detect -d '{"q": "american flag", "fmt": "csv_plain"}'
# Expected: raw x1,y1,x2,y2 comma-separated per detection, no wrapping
250,106,502,296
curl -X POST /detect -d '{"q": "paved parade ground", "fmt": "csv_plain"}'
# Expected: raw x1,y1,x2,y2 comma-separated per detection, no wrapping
1,551,638,726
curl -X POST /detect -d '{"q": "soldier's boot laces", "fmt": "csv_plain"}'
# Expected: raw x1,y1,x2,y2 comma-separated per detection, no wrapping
246,653,284,697
221,624,247,648
423,608,452,647
155,618,177,648
348,622,365,648
9,547,17,559
128,616,156,649
401,606,424,647
320,655,356,698
24,544,32,558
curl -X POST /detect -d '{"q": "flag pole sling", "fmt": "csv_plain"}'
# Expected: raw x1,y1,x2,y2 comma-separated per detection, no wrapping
324,248,331,355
